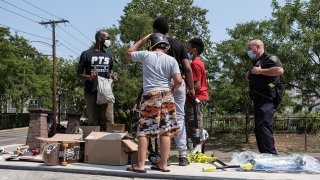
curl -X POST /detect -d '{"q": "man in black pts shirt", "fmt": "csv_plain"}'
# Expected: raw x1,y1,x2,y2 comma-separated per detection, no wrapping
77,30,118,128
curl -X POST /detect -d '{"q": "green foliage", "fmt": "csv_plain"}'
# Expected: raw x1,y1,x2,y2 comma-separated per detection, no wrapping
0,113,30,129
208,0,320,115
270,0,320,110
56,57,86,114
108,0,213,123
0,27,52,112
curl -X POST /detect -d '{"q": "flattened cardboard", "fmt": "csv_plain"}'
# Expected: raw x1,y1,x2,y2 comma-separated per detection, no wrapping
37,134,84,159
79,126,100,139
37,133,83,143
106,124,125,133
85,132,138,165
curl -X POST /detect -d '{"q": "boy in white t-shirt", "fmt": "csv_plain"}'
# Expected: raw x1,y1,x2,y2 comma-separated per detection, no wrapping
201,129,209,153
124,33,182,173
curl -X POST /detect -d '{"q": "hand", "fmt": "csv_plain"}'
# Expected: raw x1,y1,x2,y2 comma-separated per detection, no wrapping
186,87,195,97
251,65,262,75
89,72,98,81
110,74,118,83
141,34,152,44
131,105,137,114
171,86,178,93
171,83,178,93
245,71,250,81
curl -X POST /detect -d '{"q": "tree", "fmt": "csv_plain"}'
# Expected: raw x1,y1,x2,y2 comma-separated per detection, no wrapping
270,0,320,112
0,27,51,113
56,57,85,114
108,0,213,127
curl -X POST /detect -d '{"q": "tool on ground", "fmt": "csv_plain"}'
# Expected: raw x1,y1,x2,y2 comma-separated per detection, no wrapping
203,162,252,171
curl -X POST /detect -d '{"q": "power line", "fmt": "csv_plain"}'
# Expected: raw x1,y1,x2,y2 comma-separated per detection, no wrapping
68,22,93,44
59,43,79,56
0,48,51,56
37,49,53,53
43,25,81,54
22,0,62,20
1,0,48,21
21,0,93,45
1,1,82,57
58,25,88,47
55,33,82,52
0,24,52,40
0,7,38,23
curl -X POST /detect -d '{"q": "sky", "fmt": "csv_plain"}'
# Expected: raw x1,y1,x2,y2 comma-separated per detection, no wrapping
0,0,289,59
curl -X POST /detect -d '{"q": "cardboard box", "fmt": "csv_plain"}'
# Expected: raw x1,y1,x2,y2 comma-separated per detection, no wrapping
85,132,138,165
79,126,100,139
106,124,125,133
37,134,85,163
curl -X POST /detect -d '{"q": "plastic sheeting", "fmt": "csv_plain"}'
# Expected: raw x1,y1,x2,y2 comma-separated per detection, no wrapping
230,151,320,173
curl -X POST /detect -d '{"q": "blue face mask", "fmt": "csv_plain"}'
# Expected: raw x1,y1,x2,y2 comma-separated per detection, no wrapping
247,50,256,59
188,48,194,60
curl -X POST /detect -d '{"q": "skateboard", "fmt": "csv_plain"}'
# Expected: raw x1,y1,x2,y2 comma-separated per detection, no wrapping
42,142,82,166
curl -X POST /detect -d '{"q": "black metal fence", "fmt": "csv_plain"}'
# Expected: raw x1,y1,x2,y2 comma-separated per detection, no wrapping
203,116,320,134
203,116,320,152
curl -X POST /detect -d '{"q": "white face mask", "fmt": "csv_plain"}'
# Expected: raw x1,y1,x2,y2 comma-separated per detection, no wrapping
188,48,194,61
188,53,193,61
104,40,111,48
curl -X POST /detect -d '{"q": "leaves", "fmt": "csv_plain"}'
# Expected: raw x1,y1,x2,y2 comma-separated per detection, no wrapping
0,27,52,112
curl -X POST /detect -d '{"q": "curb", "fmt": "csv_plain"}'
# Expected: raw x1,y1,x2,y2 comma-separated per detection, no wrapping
0,127,29,135
0,164,234,180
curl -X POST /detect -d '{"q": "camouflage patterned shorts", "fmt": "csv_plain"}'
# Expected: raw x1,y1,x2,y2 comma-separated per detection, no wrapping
138,90,180,138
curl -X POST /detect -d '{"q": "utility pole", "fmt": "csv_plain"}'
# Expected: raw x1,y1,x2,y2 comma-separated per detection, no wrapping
39,19,68,135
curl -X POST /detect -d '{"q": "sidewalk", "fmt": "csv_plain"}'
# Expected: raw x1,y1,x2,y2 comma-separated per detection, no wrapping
0,121,68,135
0,124,320,179
0,157,319,180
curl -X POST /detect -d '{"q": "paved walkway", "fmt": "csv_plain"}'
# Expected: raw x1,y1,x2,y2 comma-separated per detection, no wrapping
0,158,319,180
1,124,320,179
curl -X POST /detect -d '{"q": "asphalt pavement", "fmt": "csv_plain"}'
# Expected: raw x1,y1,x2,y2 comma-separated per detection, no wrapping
0,123,320,180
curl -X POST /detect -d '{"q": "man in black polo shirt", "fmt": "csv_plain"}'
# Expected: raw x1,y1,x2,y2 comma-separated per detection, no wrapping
77,30,118,128
246,39,284,154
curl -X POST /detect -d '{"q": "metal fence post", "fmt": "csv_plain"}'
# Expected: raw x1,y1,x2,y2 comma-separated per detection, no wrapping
304,117,307,151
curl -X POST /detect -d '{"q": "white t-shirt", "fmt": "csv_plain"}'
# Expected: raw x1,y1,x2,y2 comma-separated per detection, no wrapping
203,129,209,140
131,51,180,94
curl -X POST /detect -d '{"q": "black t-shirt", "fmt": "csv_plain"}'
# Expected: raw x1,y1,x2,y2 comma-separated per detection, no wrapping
249,52,282,92
78,48,113,93
167,37,188,75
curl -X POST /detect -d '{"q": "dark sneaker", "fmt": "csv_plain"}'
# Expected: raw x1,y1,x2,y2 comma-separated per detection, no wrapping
179,156,190,166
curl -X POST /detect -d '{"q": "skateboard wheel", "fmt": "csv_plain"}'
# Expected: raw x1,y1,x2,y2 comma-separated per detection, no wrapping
61,161,67,166
62,143,68,148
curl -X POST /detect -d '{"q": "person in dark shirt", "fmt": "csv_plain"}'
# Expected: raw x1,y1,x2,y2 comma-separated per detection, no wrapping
77,30,118,128
246,39,284,154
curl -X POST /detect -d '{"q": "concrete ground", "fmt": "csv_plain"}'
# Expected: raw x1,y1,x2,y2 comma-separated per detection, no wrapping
0,157,319,180
0,123,320,180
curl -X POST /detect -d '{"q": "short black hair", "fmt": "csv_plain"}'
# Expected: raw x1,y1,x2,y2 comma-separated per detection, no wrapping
153,17,169,34
189,38,204,55
95,30,103,40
